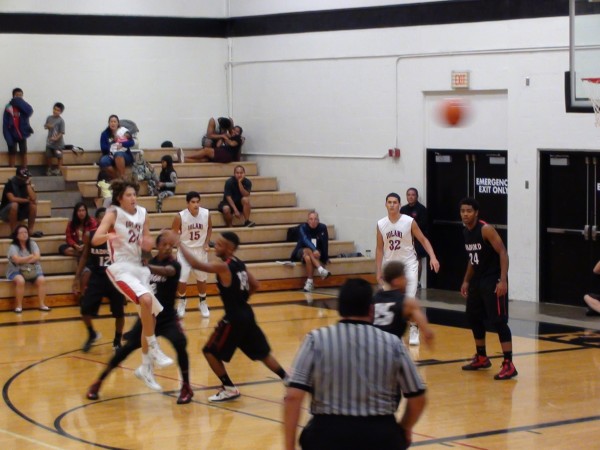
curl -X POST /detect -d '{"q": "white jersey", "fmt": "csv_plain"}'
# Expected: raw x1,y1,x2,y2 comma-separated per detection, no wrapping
179,207,209,249
377,214,417,265
108,205,147,265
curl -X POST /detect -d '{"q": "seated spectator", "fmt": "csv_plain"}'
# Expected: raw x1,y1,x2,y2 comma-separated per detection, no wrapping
217,165,255,227
97,170,112,208
185,126,243,163
0,167,42,237
201,117,233,148
6,224,49,312
99,114,135,179
291,211,331,292
155,155,177,213
59,202,97,258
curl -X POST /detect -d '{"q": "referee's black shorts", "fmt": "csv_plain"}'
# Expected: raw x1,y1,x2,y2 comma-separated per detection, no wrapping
80,272,125,318
203,317,271,363
300,415,408,450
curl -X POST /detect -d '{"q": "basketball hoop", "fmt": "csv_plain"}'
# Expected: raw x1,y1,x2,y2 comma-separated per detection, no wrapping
582,78,600,127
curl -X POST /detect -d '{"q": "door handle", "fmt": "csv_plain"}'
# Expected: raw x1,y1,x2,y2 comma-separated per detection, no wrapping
583,224,590,240
592,225,598,241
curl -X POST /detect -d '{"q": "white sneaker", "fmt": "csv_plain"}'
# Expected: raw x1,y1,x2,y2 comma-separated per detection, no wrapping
177,298,187,318
409,324,420,346
134,365,162,391
199,301,210,318
303,279,314,292
176,147,185,163
149,343,174,369
208,386,240,402
318,267,331,280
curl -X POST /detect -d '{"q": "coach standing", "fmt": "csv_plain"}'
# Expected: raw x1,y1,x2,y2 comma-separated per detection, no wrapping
284,278,427,450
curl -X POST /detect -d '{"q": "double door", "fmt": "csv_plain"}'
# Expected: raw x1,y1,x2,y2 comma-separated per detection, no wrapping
540,152,600,305
426,149,508,290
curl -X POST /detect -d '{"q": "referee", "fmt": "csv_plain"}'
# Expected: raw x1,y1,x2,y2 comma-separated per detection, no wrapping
284,278,427,450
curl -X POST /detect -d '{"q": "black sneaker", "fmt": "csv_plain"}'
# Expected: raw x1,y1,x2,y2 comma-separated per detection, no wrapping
244,220,256,228
86,381,102,400
82,331,101,353
113,339,122,352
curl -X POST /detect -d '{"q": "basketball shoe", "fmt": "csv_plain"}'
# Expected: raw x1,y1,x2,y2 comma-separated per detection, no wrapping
82,331,102,353
134,365,162,391
86,381,102,400
199,300,210,318
177,298,187,318
149,342,174,369
177,383,194,404
303,279,314,292
461,354,492,371
494,359,518,380
408,324,420,346
208,386,241,402
318,266,331,280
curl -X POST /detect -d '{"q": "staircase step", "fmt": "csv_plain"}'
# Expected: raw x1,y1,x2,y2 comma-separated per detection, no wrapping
0,217,67,238
37,190,82,209
78,176,278,198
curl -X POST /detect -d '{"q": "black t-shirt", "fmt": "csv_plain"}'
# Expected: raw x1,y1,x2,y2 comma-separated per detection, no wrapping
400,202,428,234
222,176,252,206
372,289,407,339
148,256,181,322
87,230,111,274
463,220,500,280
0,176,28,208
217,256,253,321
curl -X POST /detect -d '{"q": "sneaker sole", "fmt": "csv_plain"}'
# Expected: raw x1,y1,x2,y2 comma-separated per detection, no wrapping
134,369,162,391
208,393,241,402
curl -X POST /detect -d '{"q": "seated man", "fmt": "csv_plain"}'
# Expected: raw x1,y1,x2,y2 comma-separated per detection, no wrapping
217,165,255,228
291,211,331,292
202,117,234,148
185,126,243,163
0,167,42,237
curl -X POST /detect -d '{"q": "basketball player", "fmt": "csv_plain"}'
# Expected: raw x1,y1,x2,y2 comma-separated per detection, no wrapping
87,232,194,403
376,192,440,346
459,197,517,380
172,191,212,318
73,208,126,353
92,180,173,388
372,260,434,347
178,231,288,402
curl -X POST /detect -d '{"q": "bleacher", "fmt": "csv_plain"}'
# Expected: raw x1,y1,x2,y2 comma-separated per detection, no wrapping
0,148,375,311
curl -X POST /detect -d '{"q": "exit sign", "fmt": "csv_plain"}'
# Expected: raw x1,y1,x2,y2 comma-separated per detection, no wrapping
451,71,470,89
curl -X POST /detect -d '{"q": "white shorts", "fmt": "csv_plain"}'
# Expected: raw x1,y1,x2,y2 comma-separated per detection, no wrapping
106,262,163,316
177,247,208,283
404,261,419,297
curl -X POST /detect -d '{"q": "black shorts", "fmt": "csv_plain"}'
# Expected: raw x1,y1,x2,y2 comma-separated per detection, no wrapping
466,275,509,323
218,200,242,213
80,272,125,318
204,317,271,362
0,202,30,222
8,139,27,155
300,415,408,450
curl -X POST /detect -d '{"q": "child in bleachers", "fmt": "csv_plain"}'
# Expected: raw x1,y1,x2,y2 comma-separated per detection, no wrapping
156,155,177,213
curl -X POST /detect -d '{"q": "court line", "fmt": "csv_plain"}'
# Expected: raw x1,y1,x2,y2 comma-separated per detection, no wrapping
0,428,66,449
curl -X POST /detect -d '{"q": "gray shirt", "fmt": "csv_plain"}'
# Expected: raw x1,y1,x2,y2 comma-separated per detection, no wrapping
7,241,42,279
288,320,426,416
45,115,65,150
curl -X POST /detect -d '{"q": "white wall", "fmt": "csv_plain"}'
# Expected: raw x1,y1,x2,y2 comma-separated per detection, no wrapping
0,34,228,150
231,16,600,302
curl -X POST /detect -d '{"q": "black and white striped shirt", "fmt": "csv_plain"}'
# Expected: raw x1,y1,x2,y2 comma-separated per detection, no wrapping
288,319,426,416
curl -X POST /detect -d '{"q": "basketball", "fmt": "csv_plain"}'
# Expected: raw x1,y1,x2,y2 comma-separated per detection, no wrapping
441,98,468,126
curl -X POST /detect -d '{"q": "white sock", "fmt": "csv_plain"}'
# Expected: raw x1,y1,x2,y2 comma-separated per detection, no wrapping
142,352,151,366
318,266,327,275
146,335,157,346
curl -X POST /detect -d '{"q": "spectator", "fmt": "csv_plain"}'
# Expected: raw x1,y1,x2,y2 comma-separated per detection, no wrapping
6,224,49,313
400,187,429,288
290,211,331,292
59,202,97,258
0,167,43,238
156,155,177,213
3,88,34,168
99,114,135,179
44,102,66,176
185,125,243,163
217,165,255,227
97,170,112,208
284,278,427,450
202,117,234,148
584,260,600,316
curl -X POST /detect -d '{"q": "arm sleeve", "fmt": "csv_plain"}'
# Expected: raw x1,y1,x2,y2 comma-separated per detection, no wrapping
65,221,77,246
298,223,316,250
223,178,234,197
287,332,315,392
100,130,110,154
243,178,252,193
164,171,178,189
11,98,33,117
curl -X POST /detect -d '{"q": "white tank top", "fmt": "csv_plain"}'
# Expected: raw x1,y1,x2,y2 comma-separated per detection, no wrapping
377,214,417,264
108,205,147,264
179,207,209,248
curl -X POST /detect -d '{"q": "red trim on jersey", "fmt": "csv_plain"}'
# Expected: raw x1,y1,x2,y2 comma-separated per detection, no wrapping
106,269,139,304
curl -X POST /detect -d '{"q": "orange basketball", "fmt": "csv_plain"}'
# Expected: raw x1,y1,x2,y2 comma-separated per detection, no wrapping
441,98,467,126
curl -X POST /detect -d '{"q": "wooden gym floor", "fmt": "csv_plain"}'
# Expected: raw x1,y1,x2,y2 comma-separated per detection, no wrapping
1,289,599,449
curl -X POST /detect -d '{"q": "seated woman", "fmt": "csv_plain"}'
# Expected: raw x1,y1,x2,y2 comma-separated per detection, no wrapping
6,224,49,312
59,202,97,258
99,114,135,179
201,117,234,148
186,126,243,163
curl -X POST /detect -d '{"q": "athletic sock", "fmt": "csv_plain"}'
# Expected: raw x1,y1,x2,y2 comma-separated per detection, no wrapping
503,351,512,361
87,325,95,338
476,346,487,357
114,332,123,342
146,335,157,346
142,352,151,366
219,374,235,388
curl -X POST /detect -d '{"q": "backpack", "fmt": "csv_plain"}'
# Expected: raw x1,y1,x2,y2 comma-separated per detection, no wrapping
286,225,301,243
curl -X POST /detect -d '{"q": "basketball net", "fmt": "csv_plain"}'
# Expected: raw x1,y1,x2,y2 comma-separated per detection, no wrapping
582,78,600,127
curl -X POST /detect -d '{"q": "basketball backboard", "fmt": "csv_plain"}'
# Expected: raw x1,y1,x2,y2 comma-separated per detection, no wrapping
566,0,600,112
